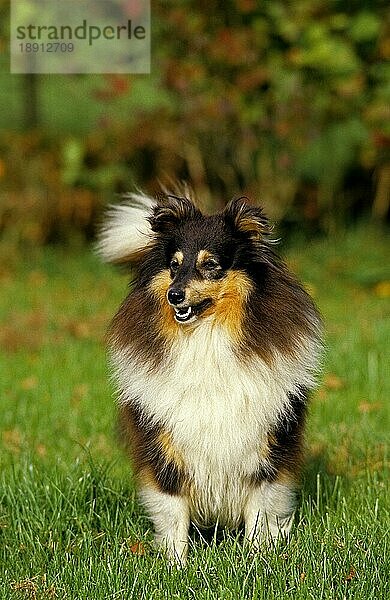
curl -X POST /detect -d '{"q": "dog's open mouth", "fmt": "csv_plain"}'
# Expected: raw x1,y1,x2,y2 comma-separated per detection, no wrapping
173,299,212,323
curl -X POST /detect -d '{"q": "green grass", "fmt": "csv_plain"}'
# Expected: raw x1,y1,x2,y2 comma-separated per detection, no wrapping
0,228,389,599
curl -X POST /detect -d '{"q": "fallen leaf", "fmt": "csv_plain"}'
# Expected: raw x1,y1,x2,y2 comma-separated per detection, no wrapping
36,443,47,457
2,429,22,453
0,310,47,353
316,388,328,401
345,566,356,581
67,321,91,339
71,383,89,405
129,541,145,555
46,585,57,599
21,376,38,390
358,401,381,414
11,575,56,599
373,281,390,297
324,373,345,390
28,270,47,286
11,576,38,597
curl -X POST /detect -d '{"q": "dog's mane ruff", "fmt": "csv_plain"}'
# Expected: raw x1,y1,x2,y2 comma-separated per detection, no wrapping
96,193,156,264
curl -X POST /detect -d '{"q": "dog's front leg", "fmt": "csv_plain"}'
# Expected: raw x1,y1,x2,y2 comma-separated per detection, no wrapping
244,480,296,549
139,485,190,564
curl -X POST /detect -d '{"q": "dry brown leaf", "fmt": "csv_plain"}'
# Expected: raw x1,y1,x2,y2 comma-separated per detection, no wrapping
21,376,39,390
28,270,47,286
358,401,382,414
36,443,47,457
11,575,56,599
11,577,38,598
324,373,345,390
46,585,57,599
316,388,328,401
373,281,390,298
2,429,22,453
71,383,89,405
129,541,145,555
67,321,91,339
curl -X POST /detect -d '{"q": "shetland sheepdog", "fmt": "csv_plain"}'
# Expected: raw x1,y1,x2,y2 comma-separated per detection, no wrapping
98,189,322,563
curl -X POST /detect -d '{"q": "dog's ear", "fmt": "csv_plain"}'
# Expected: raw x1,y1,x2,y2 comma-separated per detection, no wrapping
224,197,271,241
149,195,201,233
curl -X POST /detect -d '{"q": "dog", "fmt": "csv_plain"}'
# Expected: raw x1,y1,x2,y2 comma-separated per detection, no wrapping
98,189,322,563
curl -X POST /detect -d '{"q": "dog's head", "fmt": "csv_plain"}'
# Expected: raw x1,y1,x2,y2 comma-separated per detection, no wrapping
150,196,264,324
148,195,271,324
98,191,273,328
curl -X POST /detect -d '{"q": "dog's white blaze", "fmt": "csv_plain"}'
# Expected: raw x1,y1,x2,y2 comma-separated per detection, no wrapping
111,316,319,529
97,193,155,263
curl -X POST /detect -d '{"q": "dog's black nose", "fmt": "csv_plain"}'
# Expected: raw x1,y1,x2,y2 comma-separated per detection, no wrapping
168,288,185,305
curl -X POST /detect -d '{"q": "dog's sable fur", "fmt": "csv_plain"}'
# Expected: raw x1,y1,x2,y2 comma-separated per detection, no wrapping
98,190,322,563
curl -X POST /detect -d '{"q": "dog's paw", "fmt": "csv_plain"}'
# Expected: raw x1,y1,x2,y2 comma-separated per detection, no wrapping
155,535,188,567
245,513,294,552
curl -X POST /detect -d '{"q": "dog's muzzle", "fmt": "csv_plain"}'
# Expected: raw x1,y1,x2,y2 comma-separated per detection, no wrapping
167,289,212,324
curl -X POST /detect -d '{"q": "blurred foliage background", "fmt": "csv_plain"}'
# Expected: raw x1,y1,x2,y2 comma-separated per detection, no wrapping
0,0,389,246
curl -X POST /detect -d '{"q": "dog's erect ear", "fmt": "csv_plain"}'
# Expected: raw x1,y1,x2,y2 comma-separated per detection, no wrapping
224,197,271,241
149,195,201,233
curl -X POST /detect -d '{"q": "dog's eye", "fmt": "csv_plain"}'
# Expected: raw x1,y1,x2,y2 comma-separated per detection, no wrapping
202,259,219,270
170,258,179,272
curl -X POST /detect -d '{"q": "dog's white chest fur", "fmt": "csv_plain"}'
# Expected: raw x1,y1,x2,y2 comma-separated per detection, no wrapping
113,318,308,526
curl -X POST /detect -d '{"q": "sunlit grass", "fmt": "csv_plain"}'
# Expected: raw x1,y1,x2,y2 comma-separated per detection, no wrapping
0,227,389,599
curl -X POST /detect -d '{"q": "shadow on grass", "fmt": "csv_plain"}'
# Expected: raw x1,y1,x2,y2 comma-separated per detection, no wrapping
185,452,342,550
70,449,349,551
303,452,333,495
300,450,349,517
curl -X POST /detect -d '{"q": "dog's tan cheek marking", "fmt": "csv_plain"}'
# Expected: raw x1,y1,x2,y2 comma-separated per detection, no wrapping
185,279,222,305
148,270,178,339
148,269,171,301
183,271,252,341
213,270,253,341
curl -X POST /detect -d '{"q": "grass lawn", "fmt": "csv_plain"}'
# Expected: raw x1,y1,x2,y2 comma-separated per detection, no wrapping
0,227,389,599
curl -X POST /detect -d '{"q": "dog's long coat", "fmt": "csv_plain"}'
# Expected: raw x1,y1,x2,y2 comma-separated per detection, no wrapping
99,191,322,562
